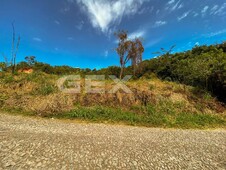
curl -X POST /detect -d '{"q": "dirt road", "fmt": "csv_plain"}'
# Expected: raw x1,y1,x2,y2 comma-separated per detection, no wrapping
0,113,225,169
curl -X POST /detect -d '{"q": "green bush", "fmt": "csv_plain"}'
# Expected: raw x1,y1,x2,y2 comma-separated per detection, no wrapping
49,105,226,129
31,84,57,96
2,75,14,84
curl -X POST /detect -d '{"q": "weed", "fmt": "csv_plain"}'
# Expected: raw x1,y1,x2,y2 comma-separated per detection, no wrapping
31,84,57,96
0,73,225,129
49,105,226,129
149,84,155,91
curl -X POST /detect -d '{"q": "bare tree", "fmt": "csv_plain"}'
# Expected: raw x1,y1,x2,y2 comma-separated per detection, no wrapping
153,45,176,58
11,22,21,74
115,30,130,79
115,30,144,79
129,38,144,76
1,23,20,74
152,45,176,70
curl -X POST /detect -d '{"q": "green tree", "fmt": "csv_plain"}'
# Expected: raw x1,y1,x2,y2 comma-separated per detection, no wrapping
0,62,6,71
25,56,36,66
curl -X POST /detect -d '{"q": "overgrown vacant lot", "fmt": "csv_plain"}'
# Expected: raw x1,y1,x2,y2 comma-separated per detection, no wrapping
0,72,225,129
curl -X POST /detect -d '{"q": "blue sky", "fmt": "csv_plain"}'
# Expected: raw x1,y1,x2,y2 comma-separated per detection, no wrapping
0,0,226,69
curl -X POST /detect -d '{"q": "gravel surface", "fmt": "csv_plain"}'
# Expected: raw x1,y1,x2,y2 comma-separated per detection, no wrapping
0,113,226,170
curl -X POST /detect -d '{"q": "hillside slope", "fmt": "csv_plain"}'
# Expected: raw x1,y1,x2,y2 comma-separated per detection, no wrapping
136,42,226,103
0,72,225,128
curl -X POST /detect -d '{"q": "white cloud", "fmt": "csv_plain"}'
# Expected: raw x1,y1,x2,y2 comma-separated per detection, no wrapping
167,0,175,5
153,20,167,27
195,42,200,46
201,6,209,16
205,29,226,37
104,50,109,57
166,0,182,12
214,3,226,16
128,30,145,40
33,37,42,42
138,6,154,15
114,29,145,44
146,38,162,48
171,0,181,11
63,7,70,12
61,2,71,13
76,21,84,30
193,12,199,17
210,5,218,14
67,37,74,40
177,11,190,21
54,20,60,25
178,4,183,9
76,0,149,33
156,9,160,15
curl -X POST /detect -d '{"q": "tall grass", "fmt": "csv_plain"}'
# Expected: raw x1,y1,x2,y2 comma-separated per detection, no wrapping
50,105,226,129
0,73,225,129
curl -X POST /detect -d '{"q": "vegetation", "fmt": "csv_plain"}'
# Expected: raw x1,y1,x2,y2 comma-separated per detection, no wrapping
0,32,226,129
53,105,225,129
1,23,20,74
115,30,144,79
10,42,226,104
0,72,225,129
136,43,226,103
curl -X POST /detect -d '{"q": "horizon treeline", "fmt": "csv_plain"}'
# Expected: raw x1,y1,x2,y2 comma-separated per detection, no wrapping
0,42,226,103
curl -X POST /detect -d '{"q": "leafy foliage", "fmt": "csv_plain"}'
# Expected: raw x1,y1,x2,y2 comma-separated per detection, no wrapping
1,40,225,102
137,42,226,102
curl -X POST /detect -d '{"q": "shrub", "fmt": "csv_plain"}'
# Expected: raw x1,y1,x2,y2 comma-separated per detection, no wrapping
31,84,57,96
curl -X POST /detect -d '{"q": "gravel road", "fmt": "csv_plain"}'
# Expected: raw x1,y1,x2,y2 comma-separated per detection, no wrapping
0,113,225,170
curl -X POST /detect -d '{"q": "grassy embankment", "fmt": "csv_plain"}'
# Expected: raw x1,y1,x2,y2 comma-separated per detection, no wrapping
0,72,225,129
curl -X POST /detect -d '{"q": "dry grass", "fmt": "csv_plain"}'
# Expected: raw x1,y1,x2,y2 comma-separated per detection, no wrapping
4,93,74,116
0,73,225,118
